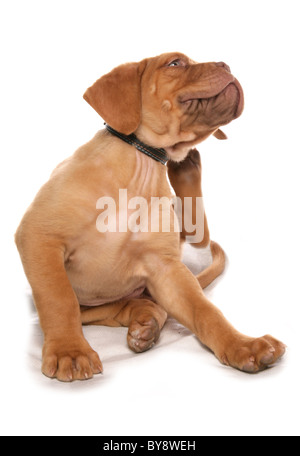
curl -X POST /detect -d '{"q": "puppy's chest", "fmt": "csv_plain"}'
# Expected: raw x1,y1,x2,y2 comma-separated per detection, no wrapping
64,155,178,295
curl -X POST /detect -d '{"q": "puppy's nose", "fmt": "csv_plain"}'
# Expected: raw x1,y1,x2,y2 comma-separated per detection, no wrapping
215,62,231,73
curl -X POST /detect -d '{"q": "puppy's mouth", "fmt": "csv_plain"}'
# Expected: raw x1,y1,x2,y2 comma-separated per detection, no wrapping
179,77,244,125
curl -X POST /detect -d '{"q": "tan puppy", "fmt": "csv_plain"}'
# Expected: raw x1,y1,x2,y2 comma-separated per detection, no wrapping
15,52,285,381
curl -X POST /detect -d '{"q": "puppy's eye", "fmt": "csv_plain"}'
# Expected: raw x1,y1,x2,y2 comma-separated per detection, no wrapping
168,59,182,67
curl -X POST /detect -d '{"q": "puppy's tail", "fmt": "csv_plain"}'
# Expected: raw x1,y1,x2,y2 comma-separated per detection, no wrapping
196,240,226,289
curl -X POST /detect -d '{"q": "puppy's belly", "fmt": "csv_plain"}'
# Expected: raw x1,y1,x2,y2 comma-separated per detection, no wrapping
78,285,146,307
65,234,154,307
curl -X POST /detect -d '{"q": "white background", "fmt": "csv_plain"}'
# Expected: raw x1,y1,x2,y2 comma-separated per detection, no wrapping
1,0,300,436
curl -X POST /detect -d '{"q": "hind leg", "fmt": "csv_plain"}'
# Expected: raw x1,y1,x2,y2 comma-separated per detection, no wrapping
168,149,225,288
81,298,168,353
167,148,210,247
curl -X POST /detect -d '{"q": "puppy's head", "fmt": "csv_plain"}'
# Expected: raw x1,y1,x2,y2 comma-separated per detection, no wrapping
84,52,244,162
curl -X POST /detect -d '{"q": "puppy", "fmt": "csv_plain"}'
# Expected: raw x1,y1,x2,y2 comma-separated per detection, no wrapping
15,53,285,381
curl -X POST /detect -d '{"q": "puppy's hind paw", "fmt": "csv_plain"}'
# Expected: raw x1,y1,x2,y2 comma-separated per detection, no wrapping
127,317,160,353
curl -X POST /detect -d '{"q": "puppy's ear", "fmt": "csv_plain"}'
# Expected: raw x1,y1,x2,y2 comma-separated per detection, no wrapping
213,129,227,140
83,60,147,135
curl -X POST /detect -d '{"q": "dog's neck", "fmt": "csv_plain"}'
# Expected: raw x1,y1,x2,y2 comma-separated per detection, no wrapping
105,124,168,166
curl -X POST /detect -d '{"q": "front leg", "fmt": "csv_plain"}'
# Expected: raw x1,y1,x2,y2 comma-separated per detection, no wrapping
15,233,102,381
145,258,285,373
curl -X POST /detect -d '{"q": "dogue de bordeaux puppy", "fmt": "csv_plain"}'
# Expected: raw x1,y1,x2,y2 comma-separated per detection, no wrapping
15,52,285,381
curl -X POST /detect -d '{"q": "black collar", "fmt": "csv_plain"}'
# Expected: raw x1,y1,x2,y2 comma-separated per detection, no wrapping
105,124,168,165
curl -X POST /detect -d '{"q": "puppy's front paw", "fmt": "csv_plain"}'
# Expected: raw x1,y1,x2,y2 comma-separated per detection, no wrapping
42,336,103,382
220,334,286,373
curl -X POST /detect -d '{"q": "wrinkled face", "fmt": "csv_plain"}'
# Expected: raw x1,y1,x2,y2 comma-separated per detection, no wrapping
137,52,244,161
84,52,244,162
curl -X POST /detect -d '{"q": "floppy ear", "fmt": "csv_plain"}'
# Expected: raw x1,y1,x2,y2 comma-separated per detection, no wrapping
83,60,147,135
213,129,227,140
